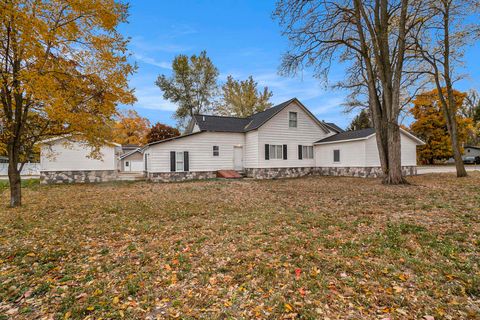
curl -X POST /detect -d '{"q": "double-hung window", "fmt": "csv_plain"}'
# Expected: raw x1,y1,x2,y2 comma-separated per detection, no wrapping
302,146,314,159
176,151,184,171
213,146,219,156
289,112,297,128
269,145,283,159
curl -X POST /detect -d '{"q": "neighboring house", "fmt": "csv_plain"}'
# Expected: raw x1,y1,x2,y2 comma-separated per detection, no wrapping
464,145,480,158
40,136,122,183
142,98,424,181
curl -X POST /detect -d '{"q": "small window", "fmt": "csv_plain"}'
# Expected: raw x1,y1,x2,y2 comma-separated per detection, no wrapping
269,144,283,159
213,146,219,156
289,112,297,128
176,151,184,172
333,149,340,162
125,161,129,167
302,146,314,159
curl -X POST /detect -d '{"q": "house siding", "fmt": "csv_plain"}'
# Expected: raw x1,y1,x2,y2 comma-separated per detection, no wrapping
315,140,367,167
255,102,332,168
365,133,418,167
147,132,245,172
40,138,118,171
244,130,259,168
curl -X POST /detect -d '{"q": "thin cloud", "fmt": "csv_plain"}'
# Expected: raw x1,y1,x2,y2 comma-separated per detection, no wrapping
134,53,171,69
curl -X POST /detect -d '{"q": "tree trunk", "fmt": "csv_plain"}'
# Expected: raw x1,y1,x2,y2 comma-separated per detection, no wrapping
8,161,22,207
383,124,407,184
445,104,467,177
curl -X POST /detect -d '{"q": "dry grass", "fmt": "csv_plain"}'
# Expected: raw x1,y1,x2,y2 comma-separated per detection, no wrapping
0,173,479,319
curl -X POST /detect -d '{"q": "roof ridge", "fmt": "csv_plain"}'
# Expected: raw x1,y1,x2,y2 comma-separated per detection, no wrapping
195,114,251,120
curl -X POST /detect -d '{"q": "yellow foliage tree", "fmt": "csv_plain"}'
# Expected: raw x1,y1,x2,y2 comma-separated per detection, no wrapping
113,110,150,146
410,89,473,164
0,0,135,206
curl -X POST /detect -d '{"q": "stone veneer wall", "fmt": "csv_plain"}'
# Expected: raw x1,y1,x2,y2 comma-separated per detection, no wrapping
147,171,217,182
245,166,417,179
244,167,315,179
40,170,118,184
315,166,417,178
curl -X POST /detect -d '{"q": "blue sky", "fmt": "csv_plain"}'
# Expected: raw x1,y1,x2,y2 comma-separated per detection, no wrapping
119,0,480,130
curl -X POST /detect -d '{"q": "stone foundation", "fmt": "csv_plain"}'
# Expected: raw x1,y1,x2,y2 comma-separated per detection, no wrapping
244,167,316,179
40,170,118,184
147,171,217,182
245,166,417,179
316,166,417,178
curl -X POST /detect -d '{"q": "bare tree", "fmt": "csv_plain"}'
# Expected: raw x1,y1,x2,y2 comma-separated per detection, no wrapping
411,0,480,177
274,0,425,184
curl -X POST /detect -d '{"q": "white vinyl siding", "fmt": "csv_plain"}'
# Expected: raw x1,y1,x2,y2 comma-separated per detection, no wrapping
244,130,259,168
315,140,367,167
147,132,244,172
40,138,118,171
365,133,418,167
256,101,332,168
316,131,420,167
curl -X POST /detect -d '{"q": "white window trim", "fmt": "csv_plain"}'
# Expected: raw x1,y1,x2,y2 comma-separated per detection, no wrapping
213,145,219,157
176,151,184,172
269,144,283,160
302,146,314,159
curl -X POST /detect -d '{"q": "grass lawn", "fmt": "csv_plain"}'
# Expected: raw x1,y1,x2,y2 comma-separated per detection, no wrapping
0,174,479,319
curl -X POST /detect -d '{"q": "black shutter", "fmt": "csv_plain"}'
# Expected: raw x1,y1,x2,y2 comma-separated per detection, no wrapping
184,151,189,171
283,145,288,160
265,144,269,160
170,151,175,172
298,145,303,160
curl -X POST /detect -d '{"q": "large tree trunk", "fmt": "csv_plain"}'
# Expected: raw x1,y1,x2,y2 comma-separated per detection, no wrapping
384,124,406,184
8,160,22,207
445,88,467,177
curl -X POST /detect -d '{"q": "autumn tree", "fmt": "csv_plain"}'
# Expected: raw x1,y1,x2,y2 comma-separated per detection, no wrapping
411,0,480,177
0,0,135,206
216,76,273,117
113,110,150,145
347,109,372,131
463,90,480,145
275,0,426,184
146,122,180,144
156,51,219,129
410,89,472,164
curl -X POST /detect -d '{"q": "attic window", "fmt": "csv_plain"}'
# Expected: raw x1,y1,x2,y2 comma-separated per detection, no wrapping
289,112,297,128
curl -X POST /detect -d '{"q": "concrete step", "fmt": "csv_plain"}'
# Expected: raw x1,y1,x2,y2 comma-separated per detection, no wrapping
117,172,146,181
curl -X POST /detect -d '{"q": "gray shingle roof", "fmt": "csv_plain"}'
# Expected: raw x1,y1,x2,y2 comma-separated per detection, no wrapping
193,98,334,133
193,115,251,133
315,128,375,143
324,122,344,133
194,99,296,133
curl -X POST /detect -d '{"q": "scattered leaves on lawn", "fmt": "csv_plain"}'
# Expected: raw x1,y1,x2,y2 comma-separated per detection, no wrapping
0,173,479,319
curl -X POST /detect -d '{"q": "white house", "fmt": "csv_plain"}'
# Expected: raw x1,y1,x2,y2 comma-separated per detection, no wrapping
40,137,122,183
142,98,424,182
39,98,423,183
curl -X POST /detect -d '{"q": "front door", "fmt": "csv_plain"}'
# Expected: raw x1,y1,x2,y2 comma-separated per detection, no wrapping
234,146,243,171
